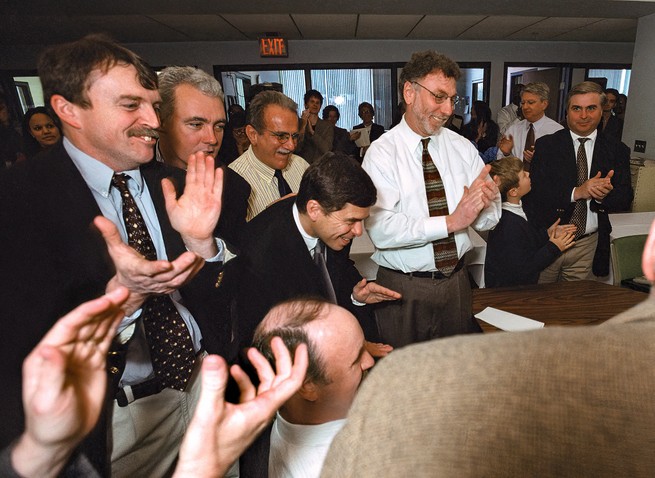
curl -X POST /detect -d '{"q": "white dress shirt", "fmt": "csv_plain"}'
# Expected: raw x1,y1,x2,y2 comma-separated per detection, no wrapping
363,117,500,273
498,115,563,160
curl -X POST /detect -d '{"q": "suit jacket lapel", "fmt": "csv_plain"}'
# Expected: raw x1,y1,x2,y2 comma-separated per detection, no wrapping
141,160,186,260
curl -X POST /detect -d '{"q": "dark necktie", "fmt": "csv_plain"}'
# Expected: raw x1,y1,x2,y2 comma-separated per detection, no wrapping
111,173,195,391
274,168,291,197
421,138,459,276
570,138,590,240
313,240,337,303
523,123,535,171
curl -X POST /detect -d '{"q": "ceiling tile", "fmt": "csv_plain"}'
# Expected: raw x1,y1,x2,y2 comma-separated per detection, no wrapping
356,15,423,39
220,14,301,39
292,14,358,39
408,15,487,39
459,15,547,40
149,15,248,41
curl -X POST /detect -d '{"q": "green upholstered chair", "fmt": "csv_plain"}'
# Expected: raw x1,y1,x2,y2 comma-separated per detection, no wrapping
610,234,648,286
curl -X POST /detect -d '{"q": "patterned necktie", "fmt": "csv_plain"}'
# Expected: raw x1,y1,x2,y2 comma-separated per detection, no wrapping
313,240,337,303
523,123,535,171
570,138,590,240
274,168,291,197
111,173,195,391
421,138,459,276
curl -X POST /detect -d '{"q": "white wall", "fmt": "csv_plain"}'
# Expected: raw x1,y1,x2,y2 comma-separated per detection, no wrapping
1,39,634,119
623,13,655,158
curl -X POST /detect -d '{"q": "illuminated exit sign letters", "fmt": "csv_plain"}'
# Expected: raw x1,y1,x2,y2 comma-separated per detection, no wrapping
259,37,288,58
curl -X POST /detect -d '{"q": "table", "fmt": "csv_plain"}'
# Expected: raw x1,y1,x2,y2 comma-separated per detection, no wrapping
609,211,655,240
473,280,645,332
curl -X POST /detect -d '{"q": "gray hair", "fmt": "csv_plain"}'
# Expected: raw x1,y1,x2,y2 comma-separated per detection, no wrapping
522,82,550,102
247,90,298,133
158,66,224,124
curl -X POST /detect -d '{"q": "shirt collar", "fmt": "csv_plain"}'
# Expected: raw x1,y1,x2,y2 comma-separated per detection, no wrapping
292,202,318,252
248,145,290,183
397,116,444,159
64,136,144,198
569,128,598,144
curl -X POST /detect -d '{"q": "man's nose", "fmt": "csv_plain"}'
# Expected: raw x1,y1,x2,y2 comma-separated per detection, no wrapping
142,104,160,129
352,221,363,237
202,126,220,145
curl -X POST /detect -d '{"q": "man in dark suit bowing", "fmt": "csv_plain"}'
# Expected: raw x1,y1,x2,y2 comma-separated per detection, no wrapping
0,35,227,476
234,152,401,357
527,81,633,282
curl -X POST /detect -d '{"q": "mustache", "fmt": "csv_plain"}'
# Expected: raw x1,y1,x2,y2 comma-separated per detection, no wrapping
128,128,160,139
277,148,293,154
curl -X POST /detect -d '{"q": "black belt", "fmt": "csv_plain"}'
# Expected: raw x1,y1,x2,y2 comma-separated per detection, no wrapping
116,377,164,407
115,349,205,407
381,258,465,280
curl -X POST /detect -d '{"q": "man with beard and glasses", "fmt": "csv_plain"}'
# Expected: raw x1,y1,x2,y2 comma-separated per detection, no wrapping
362,50,500,348
0,34,227,476
228,91,309,222
241,298,375,478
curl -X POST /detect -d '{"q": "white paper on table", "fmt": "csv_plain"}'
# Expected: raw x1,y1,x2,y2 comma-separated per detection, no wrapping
475,307,544,332
351,127,370,147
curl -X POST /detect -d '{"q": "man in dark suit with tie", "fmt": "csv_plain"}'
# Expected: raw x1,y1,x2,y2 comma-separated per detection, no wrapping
0,34,227,476
527,81,633,281
234,153,401,356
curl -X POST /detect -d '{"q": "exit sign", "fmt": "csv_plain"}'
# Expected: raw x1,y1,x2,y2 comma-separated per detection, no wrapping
259,37,288,58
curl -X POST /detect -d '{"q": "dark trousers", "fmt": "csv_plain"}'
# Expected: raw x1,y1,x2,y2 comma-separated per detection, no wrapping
374,266,478,348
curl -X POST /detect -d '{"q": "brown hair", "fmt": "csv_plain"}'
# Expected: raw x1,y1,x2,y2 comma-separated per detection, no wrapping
490,156,524,201
399,50,461,97
253,298,332,385
38,34,157,110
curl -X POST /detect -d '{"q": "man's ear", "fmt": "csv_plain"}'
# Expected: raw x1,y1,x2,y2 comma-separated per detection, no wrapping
642,219,655,282
403,81,416,106
50,94,81,129
298,381,319,402
305,199,323,221
245,124,258,145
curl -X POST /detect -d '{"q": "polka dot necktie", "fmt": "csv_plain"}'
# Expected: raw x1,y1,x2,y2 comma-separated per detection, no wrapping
570,138,590,240
111,173,195,391
421,138,459,276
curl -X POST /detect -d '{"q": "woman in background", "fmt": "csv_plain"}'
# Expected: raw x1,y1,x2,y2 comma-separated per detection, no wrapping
461,100,499,163
21,106,61,159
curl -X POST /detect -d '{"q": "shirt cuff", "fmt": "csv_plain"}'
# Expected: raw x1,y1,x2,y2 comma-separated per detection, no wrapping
200,237,225,263
425,215,449,241
350,294,366,307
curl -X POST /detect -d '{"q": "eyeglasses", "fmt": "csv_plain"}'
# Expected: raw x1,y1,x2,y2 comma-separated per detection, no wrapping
412,81,462,108
266,129,300,144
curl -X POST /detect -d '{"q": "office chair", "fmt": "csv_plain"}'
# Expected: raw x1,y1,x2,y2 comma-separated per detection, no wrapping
610,234,648,286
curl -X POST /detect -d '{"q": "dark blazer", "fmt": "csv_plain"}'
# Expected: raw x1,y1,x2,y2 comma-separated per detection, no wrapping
598,114,624,142
216,165,251,252
332,125,359,158
0,142,226,471
485,210,561,287
352,122,385,143
234,196,362,349
526,128,633,276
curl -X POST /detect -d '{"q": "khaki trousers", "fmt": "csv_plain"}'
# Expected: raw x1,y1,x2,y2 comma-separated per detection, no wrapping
538,232,598,283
